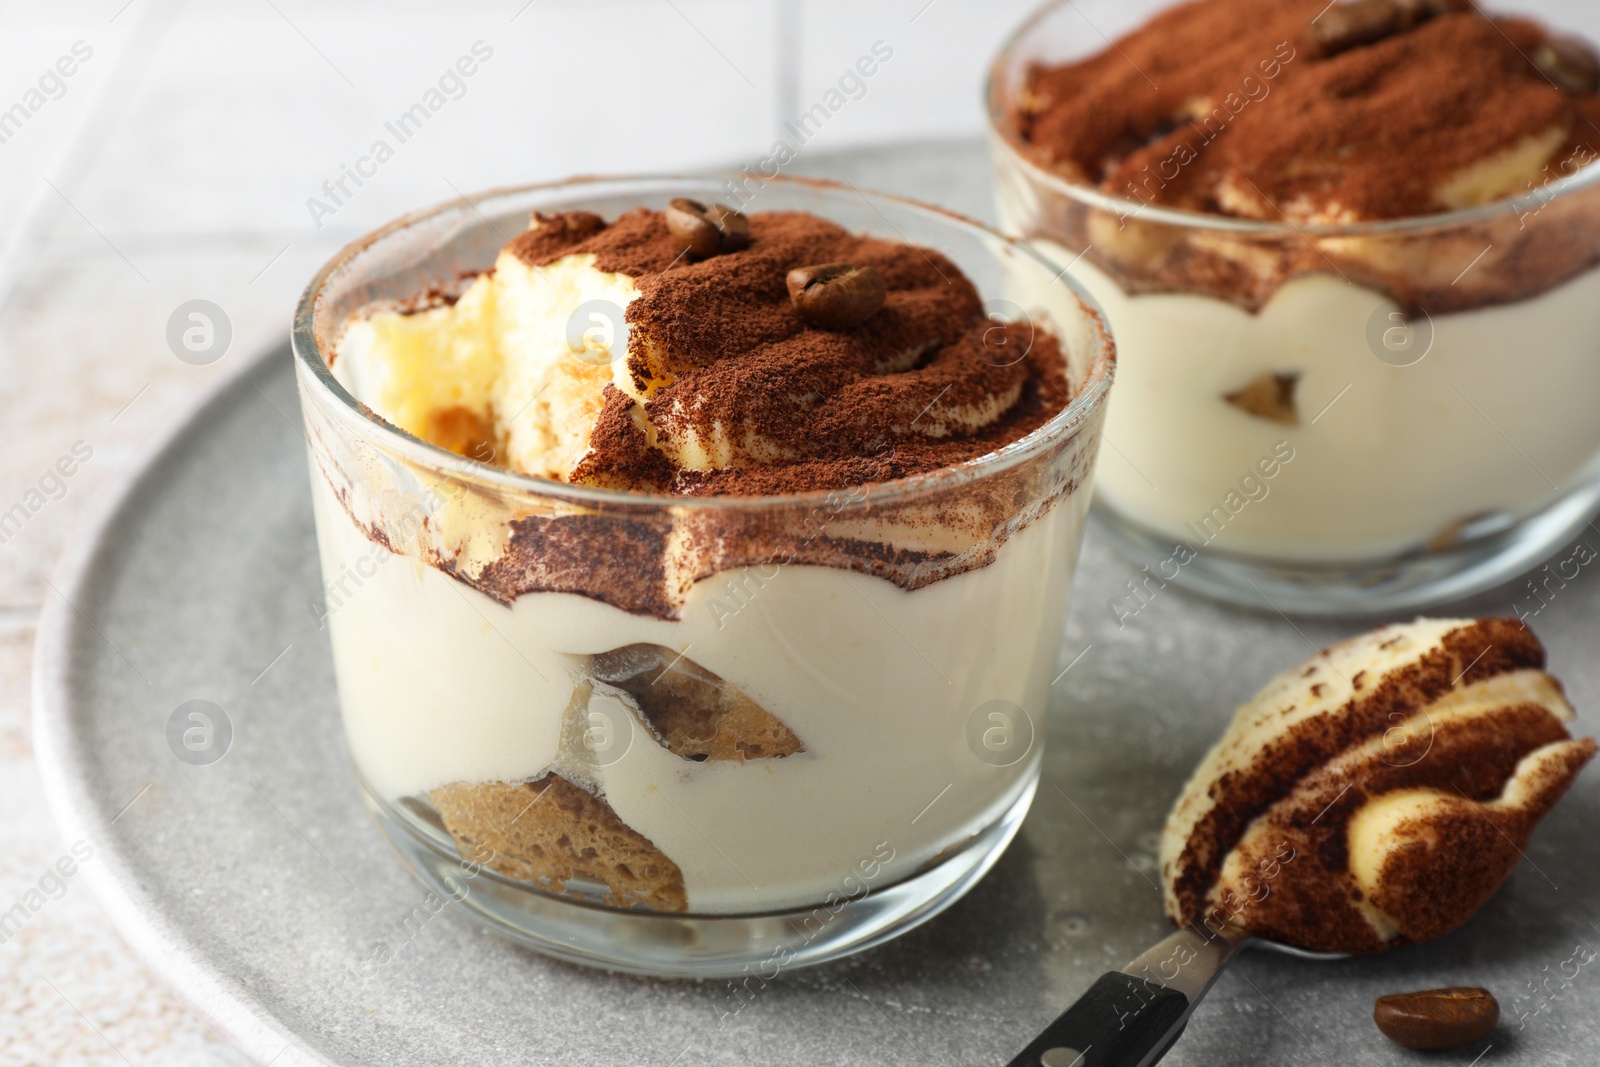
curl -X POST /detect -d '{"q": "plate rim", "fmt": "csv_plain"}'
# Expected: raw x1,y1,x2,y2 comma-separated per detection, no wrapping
31,340,338,1067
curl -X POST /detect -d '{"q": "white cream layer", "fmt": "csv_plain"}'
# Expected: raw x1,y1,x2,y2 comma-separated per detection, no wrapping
310,472,1086,913
1028,244,1600,562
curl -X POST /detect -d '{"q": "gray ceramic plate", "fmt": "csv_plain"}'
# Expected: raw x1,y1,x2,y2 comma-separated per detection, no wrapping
33,143,1600,1066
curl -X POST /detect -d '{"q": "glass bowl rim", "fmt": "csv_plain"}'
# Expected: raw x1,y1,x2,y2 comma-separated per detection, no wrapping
292,173,1117,512
984,0,1600,238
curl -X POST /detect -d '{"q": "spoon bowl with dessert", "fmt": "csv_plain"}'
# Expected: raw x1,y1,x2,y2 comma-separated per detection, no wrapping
1007,616,1594,1066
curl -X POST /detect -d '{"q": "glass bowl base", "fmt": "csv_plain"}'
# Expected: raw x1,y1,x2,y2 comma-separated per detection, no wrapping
1094,482,1600,619
358,773,1038,979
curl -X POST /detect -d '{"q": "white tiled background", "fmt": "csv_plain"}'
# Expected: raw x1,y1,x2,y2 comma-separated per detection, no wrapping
3,0,1596,1062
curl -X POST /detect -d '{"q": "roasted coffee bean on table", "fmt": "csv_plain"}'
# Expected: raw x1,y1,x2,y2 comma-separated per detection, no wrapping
664,198,751,259
1373,987,1499,1051
786,263,888,329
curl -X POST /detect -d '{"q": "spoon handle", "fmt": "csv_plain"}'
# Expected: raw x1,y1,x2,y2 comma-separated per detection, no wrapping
1003,925,1244,1067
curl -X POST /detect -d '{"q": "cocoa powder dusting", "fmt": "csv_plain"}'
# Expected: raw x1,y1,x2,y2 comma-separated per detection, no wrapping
1169,618,1545,925
329,204,1099,620
507,208,1072,495
1015,0,1600,221
1168,618,1598,955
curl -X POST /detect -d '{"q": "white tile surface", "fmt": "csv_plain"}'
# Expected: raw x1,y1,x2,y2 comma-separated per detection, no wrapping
44,0,787,245
792,0,1040,150
0,2,145,290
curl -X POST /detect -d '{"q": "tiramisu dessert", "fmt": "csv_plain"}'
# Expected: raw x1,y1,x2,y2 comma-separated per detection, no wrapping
1162,617,1595,954
298,191,1112,918
993,0,1600,576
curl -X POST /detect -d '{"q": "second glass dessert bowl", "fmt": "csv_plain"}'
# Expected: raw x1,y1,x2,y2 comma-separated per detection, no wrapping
988,0,1600,616
292,175,1115,977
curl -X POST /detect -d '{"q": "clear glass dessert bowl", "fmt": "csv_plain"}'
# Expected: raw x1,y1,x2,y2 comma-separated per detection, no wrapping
988,0,1600,617
292,175,1115,977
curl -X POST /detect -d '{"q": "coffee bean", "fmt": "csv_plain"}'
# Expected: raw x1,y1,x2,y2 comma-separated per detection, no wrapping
664,198,751,259
1533,34,1600,94
787,263,888,329
1311,0,1401,56
707,205,750,249
1374,987,1499,1051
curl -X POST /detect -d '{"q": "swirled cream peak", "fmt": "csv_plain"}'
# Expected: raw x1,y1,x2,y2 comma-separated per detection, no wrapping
331,207,1069,496
1160,617,1595,954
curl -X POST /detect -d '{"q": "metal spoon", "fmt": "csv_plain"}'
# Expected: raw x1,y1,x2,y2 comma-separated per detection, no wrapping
1004,924,1345,1067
